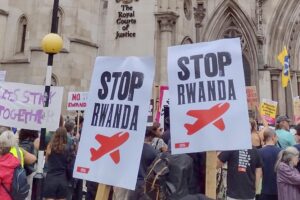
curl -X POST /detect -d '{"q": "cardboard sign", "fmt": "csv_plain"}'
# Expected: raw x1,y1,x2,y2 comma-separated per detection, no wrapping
67,92,88,111
246,86,258,110
0,82,63,131
73,57,155,190
293,97,300,124
168,38,251,154
260,99,278,125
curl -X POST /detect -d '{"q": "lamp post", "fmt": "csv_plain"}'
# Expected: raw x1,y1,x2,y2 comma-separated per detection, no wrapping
31,0,62,199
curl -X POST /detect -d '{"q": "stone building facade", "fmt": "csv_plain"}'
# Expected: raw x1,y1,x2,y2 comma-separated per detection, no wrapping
1,0,300,117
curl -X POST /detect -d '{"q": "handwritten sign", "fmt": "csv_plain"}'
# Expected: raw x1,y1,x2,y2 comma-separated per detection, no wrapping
260,99,278,125
67,92,88,111
246,86,258,110
74,57,155,190
0,82,63,131
168,38,251,154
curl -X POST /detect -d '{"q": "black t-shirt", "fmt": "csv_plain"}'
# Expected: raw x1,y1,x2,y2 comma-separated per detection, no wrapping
258,145,281,195
137,143,158,186
218,149,262,199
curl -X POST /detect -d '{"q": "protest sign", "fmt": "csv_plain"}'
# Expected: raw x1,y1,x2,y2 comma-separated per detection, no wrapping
168,38,251,154
73,57,155,190
67,92,88,111
293,97,300,124
260,99,278,125
0,71,6,82
0,81,63,131
155,86,169,129
246,86,258,110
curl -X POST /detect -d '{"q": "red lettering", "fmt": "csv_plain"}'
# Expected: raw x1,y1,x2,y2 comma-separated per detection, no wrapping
72,93,80,101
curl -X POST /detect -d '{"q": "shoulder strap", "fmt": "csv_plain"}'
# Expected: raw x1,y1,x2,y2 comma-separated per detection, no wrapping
15,146,21,161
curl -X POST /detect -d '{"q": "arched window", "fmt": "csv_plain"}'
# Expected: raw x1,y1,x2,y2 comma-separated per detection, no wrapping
16,16,27,53
222,24,250,85
181,36,193,44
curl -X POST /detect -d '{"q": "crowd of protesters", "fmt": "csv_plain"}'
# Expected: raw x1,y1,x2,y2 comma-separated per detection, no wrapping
217,115,300,200
1,113,300,200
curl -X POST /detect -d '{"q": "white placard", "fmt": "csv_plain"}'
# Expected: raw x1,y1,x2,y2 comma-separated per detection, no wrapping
73,57,155,190
67,92,88,111
168,38,251,154
0,82,63,131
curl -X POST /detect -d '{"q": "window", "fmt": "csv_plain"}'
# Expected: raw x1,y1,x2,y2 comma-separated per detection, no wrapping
16,16,27,53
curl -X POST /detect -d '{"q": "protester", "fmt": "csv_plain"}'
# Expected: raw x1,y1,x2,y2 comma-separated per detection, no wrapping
0,126,36,166
275,146,300,200
18,129,39,200
250,118,264,149
0,130,20,200
64,120,75,139
275,116,296,148
150,123,168,152
162,116,170,144
258,128,281,200
217,147,263,200
113,127,158,200
43,127,73,200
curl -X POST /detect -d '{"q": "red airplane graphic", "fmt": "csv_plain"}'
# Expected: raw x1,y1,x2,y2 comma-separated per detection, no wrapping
90,131,129,164
184,103,230,135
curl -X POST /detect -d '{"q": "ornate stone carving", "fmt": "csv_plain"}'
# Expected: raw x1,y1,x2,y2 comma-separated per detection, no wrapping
156,12,179,32
256,0,265,43
194,2,206,28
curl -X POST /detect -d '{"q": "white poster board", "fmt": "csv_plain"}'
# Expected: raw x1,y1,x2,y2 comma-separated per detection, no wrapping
168,38,251,154
67,92,88,111
0,82,63,131
73,57,155,190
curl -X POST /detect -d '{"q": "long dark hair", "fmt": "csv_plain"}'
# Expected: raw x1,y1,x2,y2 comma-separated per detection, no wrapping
49,127,68,154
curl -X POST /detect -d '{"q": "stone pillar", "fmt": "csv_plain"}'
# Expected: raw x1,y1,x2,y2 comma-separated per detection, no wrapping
194,2,206,42
258,70,272,100
155,12,178,85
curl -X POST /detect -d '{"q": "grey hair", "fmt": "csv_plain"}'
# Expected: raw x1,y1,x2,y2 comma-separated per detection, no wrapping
0,130,17,148
0,126,11,134
275,146,299,171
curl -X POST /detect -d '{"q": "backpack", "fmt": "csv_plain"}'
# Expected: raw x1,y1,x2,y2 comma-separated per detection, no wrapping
1,147,30,200
144,153,176,200
144,153,195,200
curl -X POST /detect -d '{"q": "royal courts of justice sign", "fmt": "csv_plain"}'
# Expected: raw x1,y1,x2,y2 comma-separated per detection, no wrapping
168,38,251,154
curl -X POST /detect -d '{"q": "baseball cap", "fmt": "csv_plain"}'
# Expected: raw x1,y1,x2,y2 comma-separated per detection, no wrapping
276,115,291,124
